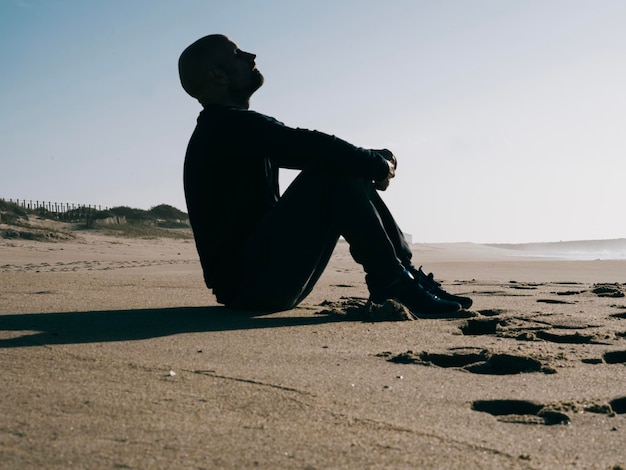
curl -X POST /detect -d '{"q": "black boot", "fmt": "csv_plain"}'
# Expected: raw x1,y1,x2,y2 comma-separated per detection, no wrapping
369,271,462,317
409,266,473,309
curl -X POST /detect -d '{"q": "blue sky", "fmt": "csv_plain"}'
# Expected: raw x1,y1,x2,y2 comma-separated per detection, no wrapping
1,0,625,243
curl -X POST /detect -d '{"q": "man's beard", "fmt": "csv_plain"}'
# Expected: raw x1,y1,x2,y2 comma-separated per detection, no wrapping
247,69,264,95
231,70,264,104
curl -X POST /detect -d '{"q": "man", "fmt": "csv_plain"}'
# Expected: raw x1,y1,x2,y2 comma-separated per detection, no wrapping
179,34,472,315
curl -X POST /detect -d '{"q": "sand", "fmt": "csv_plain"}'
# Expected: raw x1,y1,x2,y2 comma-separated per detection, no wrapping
2,224,626,469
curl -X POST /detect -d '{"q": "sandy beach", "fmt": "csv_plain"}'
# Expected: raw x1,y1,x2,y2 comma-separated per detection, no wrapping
2,223,626,469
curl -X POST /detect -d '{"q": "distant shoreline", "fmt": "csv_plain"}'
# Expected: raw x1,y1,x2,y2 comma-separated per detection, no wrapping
485,238,626,261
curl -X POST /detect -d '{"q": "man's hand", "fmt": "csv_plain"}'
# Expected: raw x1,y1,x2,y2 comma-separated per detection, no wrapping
374,148,397,170
373,149,396,191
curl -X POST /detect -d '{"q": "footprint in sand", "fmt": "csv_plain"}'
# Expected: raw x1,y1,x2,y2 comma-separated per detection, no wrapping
476,309,507,317
535,330,605,345
464,353,555,375
553,289,587,296
610,397,626,414
508,281,539,290
460,314,607,345
603,350,626,364
460,317,507,335
536,298,576,305
471,399,570,425
592,283,625,298
473,395,626,425
382,348,556,375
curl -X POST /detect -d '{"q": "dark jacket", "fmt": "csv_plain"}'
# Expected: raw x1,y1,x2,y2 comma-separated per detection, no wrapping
183,104,390,294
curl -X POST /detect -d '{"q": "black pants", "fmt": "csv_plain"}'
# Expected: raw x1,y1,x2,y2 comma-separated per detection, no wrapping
228,170,413,311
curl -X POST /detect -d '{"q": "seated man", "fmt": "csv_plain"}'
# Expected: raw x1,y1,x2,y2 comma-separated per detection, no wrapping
178,34,472,315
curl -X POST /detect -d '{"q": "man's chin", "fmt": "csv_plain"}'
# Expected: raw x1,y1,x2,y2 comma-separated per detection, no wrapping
231,74,264,103
253,71,264,89
248,77,264,97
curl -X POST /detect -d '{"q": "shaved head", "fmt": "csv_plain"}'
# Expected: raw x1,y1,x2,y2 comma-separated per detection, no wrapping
178,34,263,108
178,34,230,99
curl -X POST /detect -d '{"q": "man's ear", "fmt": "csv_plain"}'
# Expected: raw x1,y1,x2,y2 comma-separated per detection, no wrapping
206,69,228,86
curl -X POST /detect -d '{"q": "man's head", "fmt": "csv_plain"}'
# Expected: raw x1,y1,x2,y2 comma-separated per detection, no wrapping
178,34,264,108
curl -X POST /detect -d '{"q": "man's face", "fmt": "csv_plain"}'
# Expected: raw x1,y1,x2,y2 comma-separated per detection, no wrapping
217,39,264,101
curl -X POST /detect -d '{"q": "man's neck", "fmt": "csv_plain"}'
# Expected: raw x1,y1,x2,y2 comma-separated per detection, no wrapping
201,96,250,109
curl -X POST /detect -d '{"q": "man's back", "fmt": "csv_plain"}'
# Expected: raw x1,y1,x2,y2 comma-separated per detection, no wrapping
183,105,280,290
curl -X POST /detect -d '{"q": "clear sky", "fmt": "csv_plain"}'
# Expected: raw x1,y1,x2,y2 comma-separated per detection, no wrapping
1,0,625,243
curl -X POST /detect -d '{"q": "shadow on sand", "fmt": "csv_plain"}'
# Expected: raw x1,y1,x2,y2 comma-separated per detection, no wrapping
0,306,341,348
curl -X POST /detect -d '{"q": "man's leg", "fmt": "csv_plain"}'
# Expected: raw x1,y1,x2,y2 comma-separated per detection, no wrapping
229,171,405,311
229,170,463,315
369,189,413,267
369,185,473,308
333,180,470,311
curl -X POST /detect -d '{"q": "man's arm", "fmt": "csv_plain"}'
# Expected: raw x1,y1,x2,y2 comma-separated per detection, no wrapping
237,109,393,183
